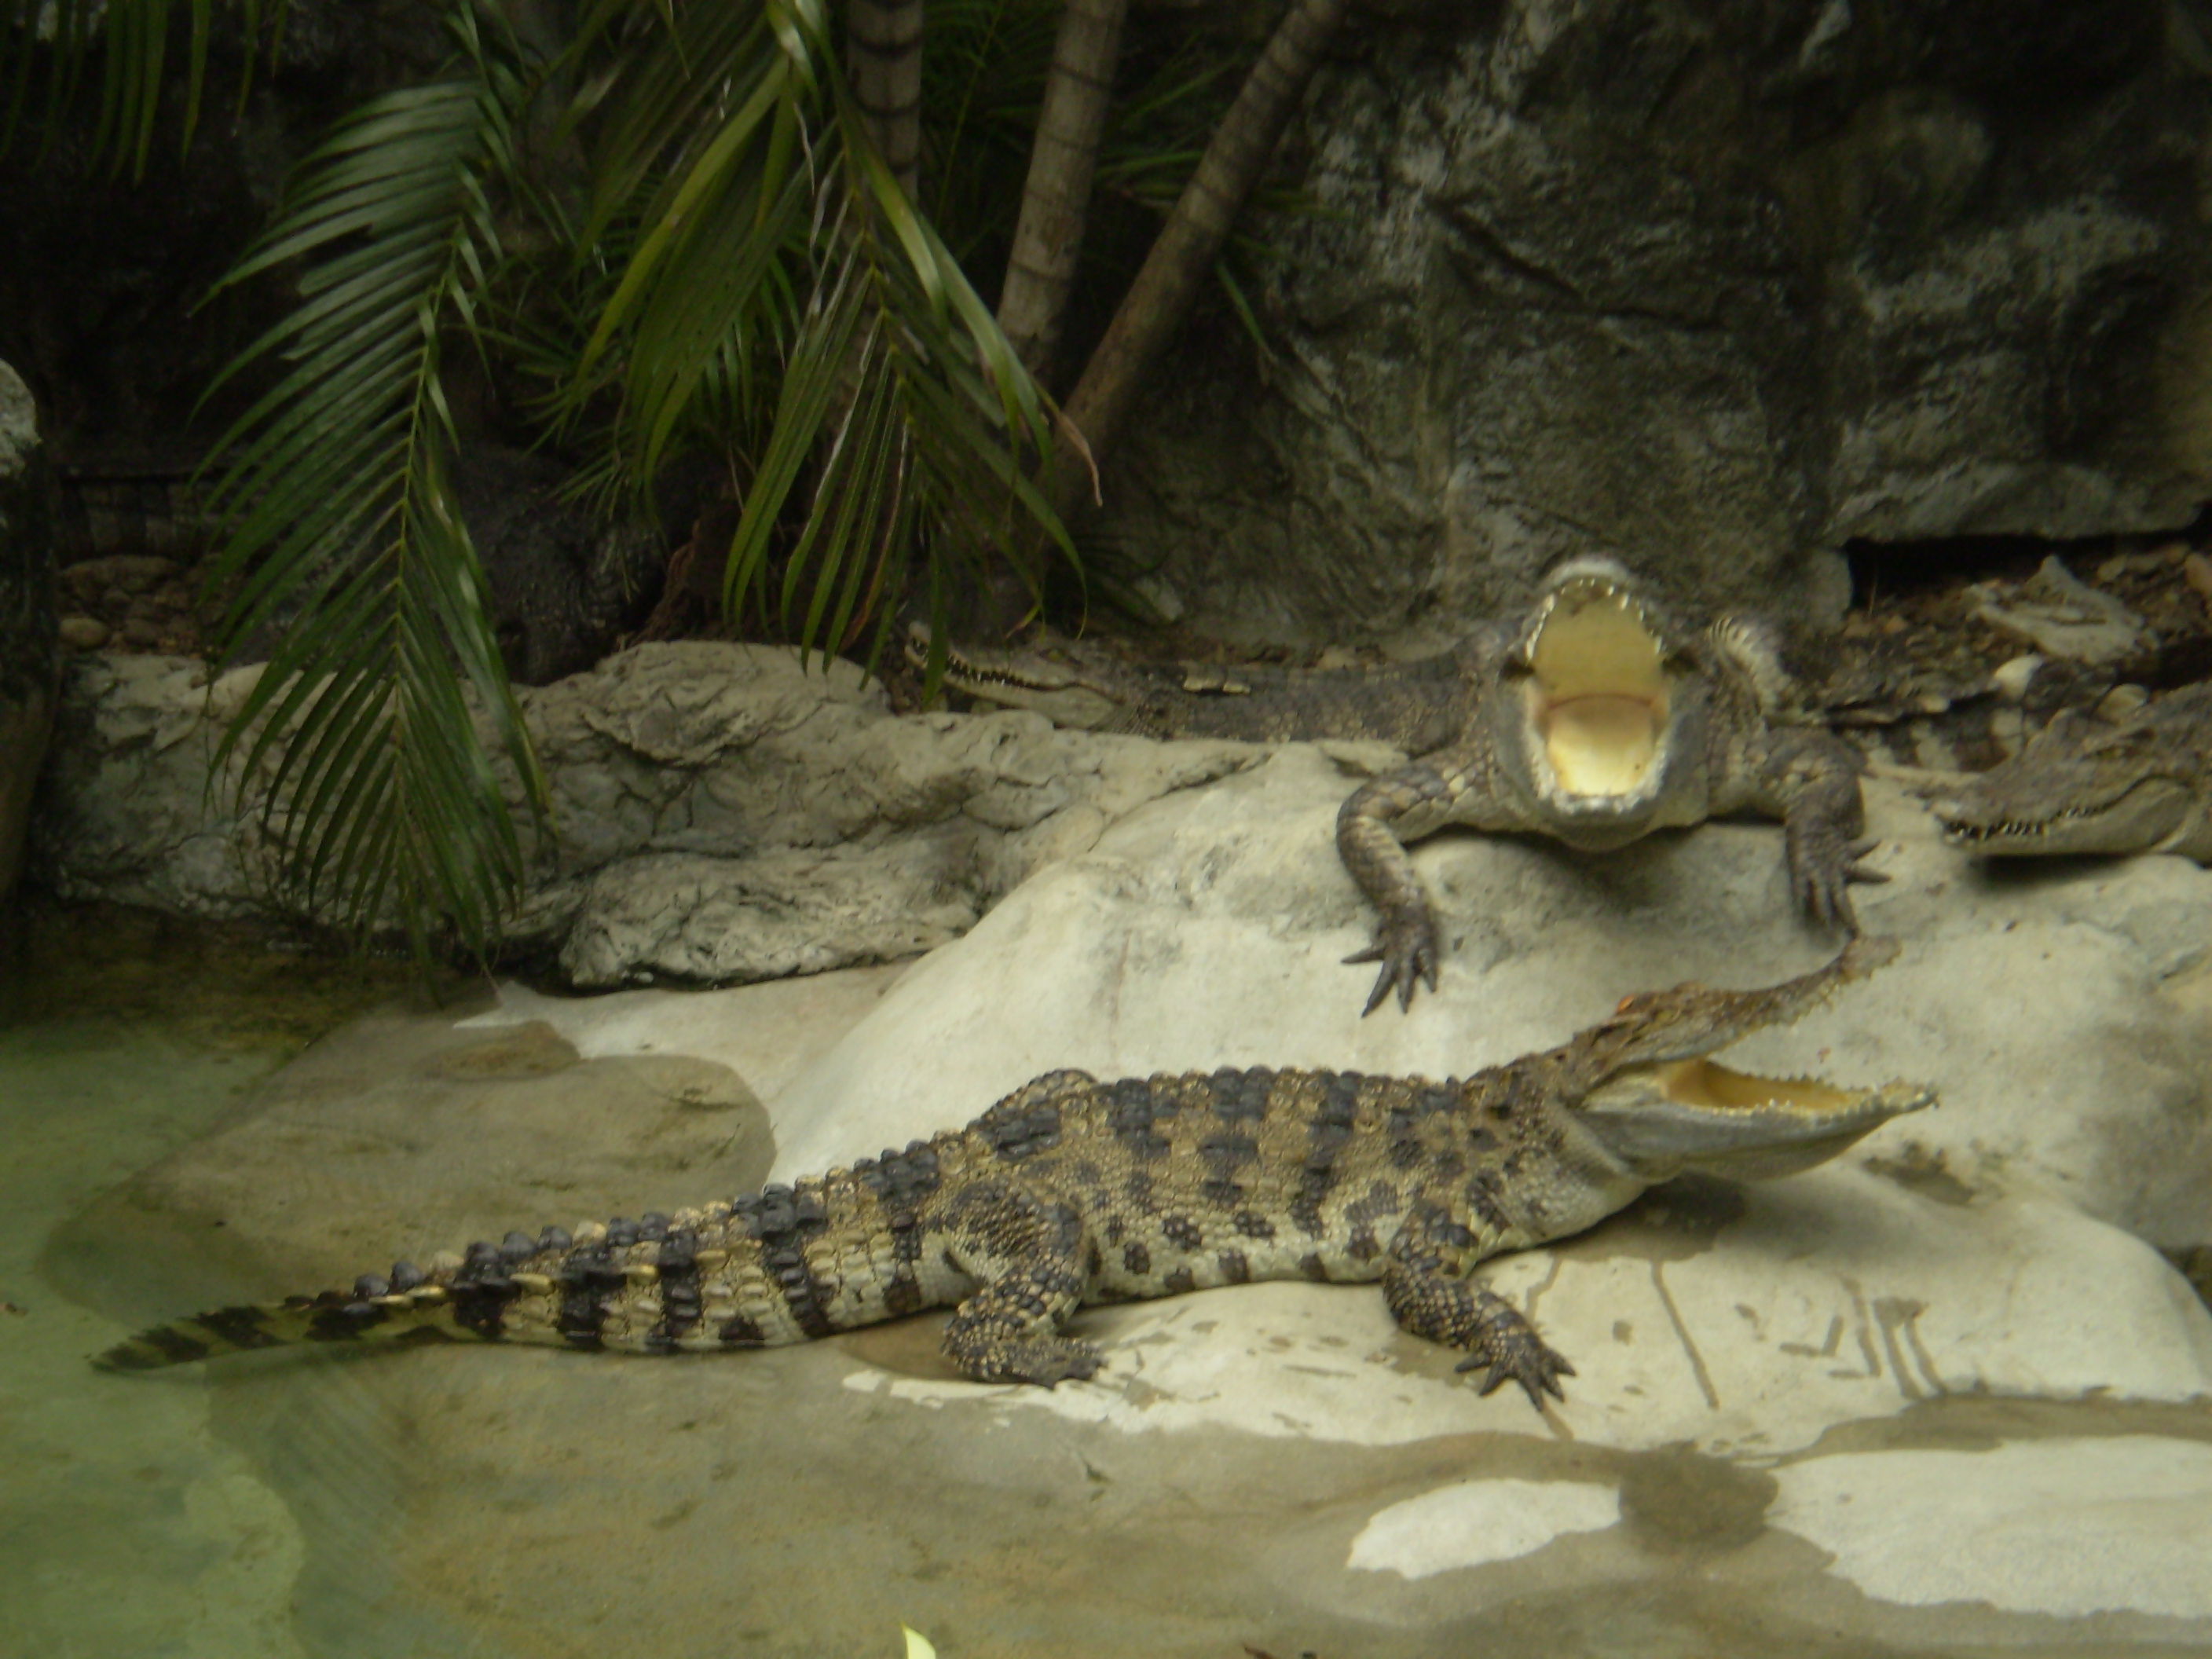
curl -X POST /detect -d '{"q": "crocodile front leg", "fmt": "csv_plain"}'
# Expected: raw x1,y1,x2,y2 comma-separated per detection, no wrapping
1382,1202,1573,1408
1738,730,1888,932
1336,764,1462,1015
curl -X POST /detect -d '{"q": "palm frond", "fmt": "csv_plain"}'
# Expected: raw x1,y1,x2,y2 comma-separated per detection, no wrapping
554,0,1070,664
0,0,285,173
202,0,545,957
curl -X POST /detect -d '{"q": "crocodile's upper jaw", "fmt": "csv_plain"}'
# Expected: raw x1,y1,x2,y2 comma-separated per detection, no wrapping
1566,936,1932,1181
1938,771,2196,857
905,621,1126,731
1504,559,1683,846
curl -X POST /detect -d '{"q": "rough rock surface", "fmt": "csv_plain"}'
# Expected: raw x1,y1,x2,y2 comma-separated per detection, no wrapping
1100,0,2212,643
27,642,1258,985
53,753,2212,1654
0,358,57,904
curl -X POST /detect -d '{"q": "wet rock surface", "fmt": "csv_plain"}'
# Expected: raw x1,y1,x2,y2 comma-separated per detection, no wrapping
38,746,2212,1653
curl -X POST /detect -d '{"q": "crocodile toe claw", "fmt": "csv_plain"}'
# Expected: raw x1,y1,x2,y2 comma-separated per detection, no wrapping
1456,1333,1576,1408
1345,905,1441,1015
1791,831,1890,935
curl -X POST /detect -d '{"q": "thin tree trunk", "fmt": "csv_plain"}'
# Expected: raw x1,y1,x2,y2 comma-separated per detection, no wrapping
996,0,1130,383
1046,0,1347,518
848,0,925,196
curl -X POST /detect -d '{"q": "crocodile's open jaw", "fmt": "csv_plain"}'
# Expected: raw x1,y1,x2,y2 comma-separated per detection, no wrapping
1938,774,2194,857
1513,563,1675,833
905,621,1124,730
1580,1057,1933,1181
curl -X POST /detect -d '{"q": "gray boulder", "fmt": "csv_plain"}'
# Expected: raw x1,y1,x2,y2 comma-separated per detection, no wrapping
27,642,1257,984
1101,0,2212,643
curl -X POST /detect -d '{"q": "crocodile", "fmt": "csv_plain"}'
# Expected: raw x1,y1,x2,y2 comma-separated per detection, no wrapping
1932,682,2212,862
1339,558,1881,1013
906,619,1478,755
97,939,1928,1409
917,562,1881,1015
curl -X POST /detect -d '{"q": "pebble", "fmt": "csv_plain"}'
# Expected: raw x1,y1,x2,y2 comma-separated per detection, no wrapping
57,616,110,650
1989,654,2042,701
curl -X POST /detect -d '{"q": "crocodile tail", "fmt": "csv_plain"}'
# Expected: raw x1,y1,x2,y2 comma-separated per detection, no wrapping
95,1283,478,1372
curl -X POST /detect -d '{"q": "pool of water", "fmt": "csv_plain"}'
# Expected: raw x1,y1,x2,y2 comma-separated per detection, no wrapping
1,901,448,1658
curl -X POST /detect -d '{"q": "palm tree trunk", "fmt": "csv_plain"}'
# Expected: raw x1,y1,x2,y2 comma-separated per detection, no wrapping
1046,0,1347,518
848,0,925,196
996,0,1130,383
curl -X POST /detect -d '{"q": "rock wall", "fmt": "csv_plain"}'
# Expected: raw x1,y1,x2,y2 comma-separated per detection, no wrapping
1101,0,2212,643
27,643,1265,987
0,360,57,904
0,0,451,459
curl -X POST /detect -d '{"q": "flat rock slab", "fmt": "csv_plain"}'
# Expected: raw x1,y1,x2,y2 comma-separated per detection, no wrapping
53,1011,776,1322
67,738,2212,1650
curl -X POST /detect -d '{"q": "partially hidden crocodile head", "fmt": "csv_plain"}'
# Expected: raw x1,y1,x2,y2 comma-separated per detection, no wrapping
1564,936,1934,1184
905,620,1158,733
1494,556,1697,849
1933,698,2203,858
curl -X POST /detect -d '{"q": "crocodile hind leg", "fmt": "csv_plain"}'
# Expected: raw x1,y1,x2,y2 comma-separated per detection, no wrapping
932,1183,1103,1386
1382,1203,1574,1407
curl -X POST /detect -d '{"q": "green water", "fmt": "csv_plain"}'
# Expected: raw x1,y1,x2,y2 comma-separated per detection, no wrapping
0,901,447,1659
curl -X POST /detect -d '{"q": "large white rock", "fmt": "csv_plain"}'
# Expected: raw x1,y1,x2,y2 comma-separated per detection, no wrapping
836,1168,2212,1458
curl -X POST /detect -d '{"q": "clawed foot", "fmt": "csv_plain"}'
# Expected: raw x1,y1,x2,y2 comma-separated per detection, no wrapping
1456,1330,1577,1409
954,1335,1104,1388
1790,831,1890,933
1344,903,1441,1015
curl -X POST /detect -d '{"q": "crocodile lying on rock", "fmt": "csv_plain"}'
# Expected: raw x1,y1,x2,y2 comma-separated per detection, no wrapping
1339,558,1881,1012
907,619,1481,754
1932,682,2212,862
98,939,1928,1409
922,559,1882,1014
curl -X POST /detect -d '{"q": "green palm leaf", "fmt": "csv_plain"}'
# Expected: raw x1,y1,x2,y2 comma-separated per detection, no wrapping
563,0,1074,665
201,1,545,957
1,0,284,173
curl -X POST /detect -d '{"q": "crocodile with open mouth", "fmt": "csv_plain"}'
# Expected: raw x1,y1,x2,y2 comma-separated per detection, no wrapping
1932,682,2212,862
916,561,1881,1014
96,941,1926,1411
1337,558,1881,1012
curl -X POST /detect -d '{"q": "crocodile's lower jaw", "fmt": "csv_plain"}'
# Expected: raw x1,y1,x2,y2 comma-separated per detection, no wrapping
1543,694,1663,795
1581,1059,1936,1182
